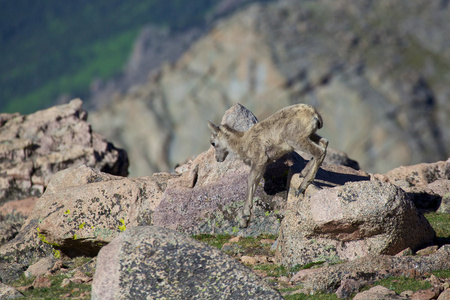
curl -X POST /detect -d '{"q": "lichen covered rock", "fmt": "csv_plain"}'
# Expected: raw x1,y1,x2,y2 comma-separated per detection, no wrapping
276,180,436,267
92,226,282,300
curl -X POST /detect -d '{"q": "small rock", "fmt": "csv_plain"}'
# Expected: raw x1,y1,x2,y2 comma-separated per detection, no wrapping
70,270,91,284
229,236,242,243
400,290,414,297
241,256,258,265
254,255,269,263
336,278,360,299
353,285,407,300
260,239,276,245
61,278,71,288
403,268,421,278
49,260,64,274
290,268,322,283
278,276,290,284
411,288,440,300
15,285,33,292
428,274,444,286
32,274,52,288
416,246,439,256
25,256,56,278
396,248,413,257
437,192,450,213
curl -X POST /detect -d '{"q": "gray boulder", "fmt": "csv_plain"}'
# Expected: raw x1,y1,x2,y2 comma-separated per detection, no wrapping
276,180,436,267
92,226,282,300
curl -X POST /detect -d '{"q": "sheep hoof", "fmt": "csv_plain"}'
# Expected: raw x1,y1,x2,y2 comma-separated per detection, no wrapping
239,213,250,228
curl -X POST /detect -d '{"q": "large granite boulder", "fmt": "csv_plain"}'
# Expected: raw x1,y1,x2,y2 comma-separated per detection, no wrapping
276,180,436,267
0,98,128,203
92,226,282,300
0,165,177,264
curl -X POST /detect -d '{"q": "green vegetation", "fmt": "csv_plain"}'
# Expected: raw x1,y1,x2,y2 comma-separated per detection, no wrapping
11,256,94,299
432,269,450,278
192,233,232,249
12,274,91,299
192,233,278,256
425,212,450,241
364,276,432,294
0,0,217,114
284,293,338,300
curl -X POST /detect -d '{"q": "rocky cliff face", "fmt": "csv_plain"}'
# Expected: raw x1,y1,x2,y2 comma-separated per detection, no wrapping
89,0,450,177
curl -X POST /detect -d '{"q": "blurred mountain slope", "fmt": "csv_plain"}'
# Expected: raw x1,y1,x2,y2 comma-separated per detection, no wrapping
1,0,260,114
89,0,450,176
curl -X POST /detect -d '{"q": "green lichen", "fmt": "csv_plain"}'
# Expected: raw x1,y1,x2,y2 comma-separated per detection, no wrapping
36,227,60,247
53,249,61,259
79,222,86,229
64,209,70,215
118,219,126,232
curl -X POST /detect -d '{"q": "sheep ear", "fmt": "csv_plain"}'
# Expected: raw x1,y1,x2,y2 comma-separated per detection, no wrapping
207,121,220,134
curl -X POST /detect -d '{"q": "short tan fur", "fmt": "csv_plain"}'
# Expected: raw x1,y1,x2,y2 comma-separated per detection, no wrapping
208,104,328,228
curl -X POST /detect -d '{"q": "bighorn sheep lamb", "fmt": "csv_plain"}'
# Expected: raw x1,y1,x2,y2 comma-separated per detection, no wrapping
208,104,328,228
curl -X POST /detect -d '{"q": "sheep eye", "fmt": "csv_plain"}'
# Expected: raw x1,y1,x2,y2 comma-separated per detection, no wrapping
211,142,215,147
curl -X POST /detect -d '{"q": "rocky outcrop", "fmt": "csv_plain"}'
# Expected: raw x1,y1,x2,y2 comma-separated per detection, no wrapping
89,0,450,177
0,103,367,268
276,179,436,267
379,159,450,212
0,93,448,298
92,226,283,300
0,98,128,204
